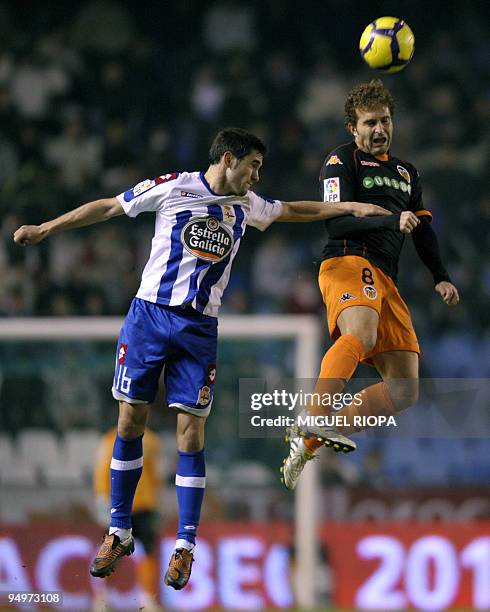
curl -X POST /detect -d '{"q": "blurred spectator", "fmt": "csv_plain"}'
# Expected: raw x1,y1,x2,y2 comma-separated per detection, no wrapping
0,134,19,187
285,273,323,314
192,64,226,122
10,52,70,120
251,235,303,312
45,115,102,194
72,1,134,55
297,60,346,129
203,1,257,54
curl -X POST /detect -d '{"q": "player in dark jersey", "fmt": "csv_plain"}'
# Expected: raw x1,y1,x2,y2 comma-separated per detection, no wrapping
281,79,459,490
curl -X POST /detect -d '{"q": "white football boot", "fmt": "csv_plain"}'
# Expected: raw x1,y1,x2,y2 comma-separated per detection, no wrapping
280,431,316,490
280,410,357,490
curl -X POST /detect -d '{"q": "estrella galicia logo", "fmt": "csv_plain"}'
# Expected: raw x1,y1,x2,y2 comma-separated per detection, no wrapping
181,217,234,262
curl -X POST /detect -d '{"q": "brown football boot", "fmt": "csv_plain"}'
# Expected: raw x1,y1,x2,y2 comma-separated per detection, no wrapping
164,548,194,590
90,533,135,578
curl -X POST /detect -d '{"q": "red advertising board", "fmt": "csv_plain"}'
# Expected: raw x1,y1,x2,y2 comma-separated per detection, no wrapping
0,521,489,609
323,522,490,610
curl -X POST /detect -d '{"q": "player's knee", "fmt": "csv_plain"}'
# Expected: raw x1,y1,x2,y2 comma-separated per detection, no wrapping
361,332,377,353
389,379,419,411
117,402,148,438
346,330,377,353
177,412,206,452
117,417,144,439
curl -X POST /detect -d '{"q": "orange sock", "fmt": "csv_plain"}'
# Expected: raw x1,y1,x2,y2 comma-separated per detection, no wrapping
137,554,158,599
318,334,365,379
337,382,396,435
303,334,364,453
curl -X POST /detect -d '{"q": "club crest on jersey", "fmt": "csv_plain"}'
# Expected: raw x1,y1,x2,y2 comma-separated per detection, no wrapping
323,177,340,202
222,205,236,224
197,385,211,406
339,292,357,303
181,217,234,263
397,165,411,183
326,155,343,166
363,285,377,300
118,343,128,365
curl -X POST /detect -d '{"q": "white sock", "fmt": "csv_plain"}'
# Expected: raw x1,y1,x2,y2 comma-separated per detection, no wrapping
109,526,132,541
175,538,195,552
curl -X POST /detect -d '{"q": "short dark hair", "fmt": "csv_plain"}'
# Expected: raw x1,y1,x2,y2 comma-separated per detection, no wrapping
344,79,395,128
208,128,267,164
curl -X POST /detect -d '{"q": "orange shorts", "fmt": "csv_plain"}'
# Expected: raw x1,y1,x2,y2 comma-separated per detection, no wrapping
318,256,420,363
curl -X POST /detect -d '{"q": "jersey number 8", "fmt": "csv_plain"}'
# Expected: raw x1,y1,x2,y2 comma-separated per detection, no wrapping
362,267,374,285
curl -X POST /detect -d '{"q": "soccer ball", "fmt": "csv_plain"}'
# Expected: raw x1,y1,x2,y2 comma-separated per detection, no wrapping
359,16,415,73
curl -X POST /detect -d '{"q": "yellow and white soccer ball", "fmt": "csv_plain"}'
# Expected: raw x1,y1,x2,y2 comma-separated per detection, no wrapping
359,17,415,73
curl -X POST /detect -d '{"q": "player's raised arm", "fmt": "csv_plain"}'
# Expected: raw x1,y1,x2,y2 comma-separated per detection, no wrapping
276,200,392,222
13,197,125,246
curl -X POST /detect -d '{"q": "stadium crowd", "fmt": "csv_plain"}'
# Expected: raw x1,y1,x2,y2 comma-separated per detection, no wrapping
1,2,489,359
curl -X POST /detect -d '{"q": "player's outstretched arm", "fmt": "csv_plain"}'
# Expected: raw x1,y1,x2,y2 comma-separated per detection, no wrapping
326,210,420,238
13,197,125,246
412,218,459,305
277,200,391,222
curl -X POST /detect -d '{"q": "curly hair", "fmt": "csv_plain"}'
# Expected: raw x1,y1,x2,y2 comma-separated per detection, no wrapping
344,79,395,128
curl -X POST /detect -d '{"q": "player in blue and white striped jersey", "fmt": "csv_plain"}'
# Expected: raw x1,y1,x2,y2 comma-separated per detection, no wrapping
117,169,283,317
14,127,390,590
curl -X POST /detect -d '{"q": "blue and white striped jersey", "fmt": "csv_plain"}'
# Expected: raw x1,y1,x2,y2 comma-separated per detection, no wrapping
117,171,283,317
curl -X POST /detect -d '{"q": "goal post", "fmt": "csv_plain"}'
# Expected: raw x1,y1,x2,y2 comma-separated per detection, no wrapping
0,315,321,608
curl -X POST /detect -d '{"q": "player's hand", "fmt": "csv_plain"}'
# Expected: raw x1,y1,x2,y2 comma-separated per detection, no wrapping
13,225,46,246
399,211,420,234
435,281,459,305
350,202,392,217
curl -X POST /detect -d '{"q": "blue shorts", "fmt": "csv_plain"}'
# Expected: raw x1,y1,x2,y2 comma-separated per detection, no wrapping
112,298,218,417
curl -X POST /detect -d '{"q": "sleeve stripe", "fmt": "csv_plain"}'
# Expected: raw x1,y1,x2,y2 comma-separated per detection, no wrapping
415,209,433,220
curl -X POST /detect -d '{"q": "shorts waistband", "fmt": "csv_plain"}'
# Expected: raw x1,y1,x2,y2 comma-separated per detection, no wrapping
134,297,217,320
